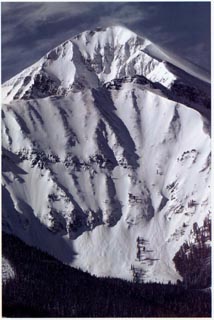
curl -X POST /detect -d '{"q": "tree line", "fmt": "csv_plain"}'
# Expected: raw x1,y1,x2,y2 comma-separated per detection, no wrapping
2,232,211,317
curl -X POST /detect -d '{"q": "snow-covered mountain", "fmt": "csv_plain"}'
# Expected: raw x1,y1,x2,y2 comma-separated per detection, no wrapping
2,26,211,284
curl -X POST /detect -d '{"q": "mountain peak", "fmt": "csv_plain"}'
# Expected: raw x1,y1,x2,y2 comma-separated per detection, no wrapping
2,25,211,287
2,25,210,104
1,26,152,102
80,25,140,41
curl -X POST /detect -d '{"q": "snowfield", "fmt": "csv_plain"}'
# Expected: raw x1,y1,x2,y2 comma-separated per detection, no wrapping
2,26,211,284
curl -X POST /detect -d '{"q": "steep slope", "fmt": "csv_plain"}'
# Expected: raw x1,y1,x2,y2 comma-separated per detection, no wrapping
2,26,211,284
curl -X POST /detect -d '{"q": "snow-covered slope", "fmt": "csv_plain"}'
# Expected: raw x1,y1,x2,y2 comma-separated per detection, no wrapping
2,26,211,284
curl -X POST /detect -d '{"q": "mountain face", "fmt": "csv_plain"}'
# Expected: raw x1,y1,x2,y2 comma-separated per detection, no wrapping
2,26,211,284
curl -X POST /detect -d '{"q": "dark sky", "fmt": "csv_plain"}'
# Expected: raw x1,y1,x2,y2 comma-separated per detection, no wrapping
1,2,211,82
